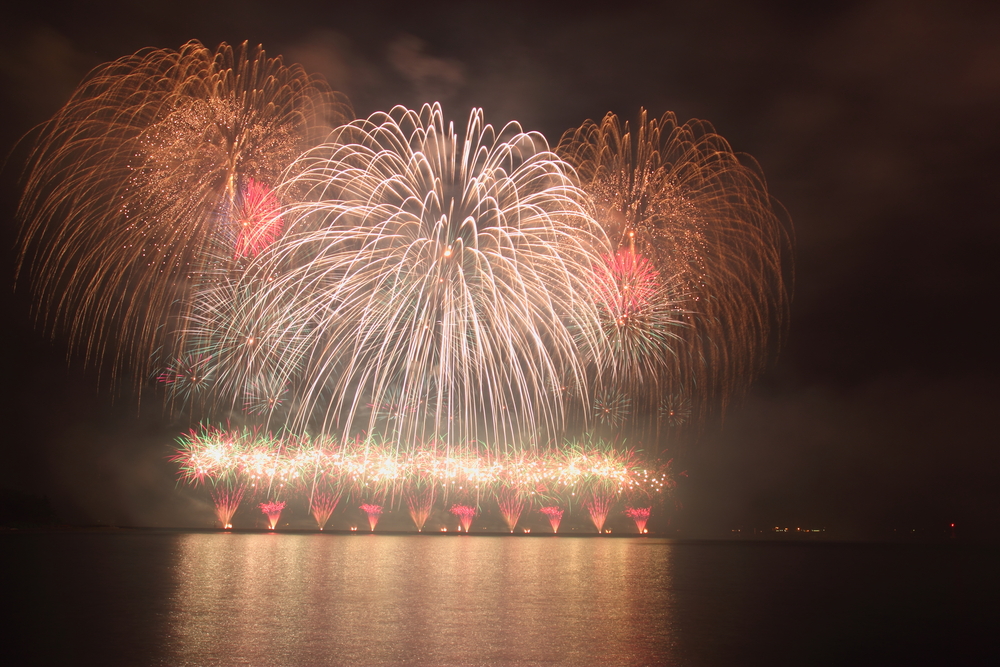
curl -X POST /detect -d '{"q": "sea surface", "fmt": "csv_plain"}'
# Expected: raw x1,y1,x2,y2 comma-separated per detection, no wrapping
4,531,998,666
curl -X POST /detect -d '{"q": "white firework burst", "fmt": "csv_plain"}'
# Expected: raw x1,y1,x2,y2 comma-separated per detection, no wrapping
263,103,612,449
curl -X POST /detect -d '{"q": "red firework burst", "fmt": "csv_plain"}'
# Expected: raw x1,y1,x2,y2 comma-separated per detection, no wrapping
233,178,283,259
585,489,615,533
594,249,660,318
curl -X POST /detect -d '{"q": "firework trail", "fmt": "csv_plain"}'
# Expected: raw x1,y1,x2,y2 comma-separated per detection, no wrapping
450,504,477,532
539,506,564,533
259,500,286,529
558,109,791,436
264,103,611,448
624,506,651,533
360,503,383,531
157,354,214,404
17,40,350,386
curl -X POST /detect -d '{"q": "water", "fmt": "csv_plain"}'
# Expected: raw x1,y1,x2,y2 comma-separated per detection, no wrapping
5,531,998,666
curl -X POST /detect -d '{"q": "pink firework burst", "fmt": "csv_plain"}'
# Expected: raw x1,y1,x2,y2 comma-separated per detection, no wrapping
594,249,660,317
211,487,244,529
310,492,341,530
233,178,284,259
359,503,383,531
449,504,477,532
585,490,615,533
539,506,564,533
259,500,286,530
405,486,436,532
624,506,652,533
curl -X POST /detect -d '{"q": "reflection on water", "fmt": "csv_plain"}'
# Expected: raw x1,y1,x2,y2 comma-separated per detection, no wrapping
170,534,676,666
8,533,998,665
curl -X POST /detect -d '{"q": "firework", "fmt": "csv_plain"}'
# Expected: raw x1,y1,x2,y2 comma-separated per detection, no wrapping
259,500,286,529
211,486,244,529
496,487,527,533
309,492,340,530
360,504,383,531
558,109,791,432
233,179,285,260
450,504,477,532
591,249,689,393
266,102,611,447
592,388,631,427
17,40,350,384
157,354,214,404
585,489,615,533
405,485,436,532
539,506,564,533
624,506,651,533
19,41,791,528
659,394,692,427
173,277,312,417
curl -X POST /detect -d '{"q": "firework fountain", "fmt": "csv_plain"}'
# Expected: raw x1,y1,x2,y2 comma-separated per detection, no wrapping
539,506,564,534
585,490,616,534
360,504,383,532
259,501,286,530
211,487,244,529
450,505,477,532
405,485,436,532
17,41,791,535
309,492,341,530
496,487,527,533
624,507,652,534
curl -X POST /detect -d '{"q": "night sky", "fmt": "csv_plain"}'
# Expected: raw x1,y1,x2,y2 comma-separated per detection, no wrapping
1,0,997,538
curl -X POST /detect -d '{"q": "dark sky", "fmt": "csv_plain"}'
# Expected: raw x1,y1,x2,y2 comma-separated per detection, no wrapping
1,0,998,538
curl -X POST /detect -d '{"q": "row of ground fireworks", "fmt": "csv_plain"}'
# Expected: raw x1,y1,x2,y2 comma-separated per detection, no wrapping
175,426,674,530
247,497,652,534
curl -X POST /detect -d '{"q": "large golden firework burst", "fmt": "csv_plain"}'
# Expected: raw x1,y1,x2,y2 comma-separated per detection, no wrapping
558,110,792,433
17,40,352,381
